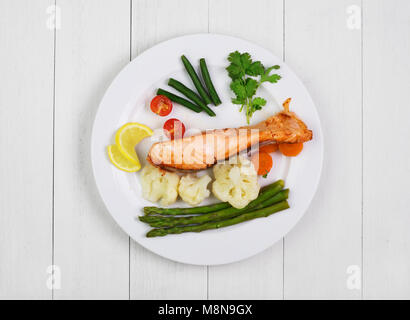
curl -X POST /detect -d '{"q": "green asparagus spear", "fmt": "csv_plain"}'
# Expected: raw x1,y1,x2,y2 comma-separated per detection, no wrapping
139,180,284,228
146,200,290,237
143,179,283,216
144,202,231,216
142,189,288,228
257,188,289,207
143,189,288,224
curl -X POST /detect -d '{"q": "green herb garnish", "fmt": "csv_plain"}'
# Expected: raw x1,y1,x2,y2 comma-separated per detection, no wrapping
226,51,281,124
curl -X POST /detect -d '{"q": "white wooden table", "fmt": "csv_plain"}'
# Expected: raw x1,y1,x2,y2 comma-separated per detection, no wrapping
1,0,409,300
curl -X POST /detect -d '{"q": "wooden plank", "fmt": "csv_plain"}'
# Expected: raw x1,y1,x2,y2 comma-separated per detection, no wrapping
0,0,54,299
129,0,208,300
209,0,283,56
53,0,130,299
363,0,410,299
207,0,284,300
283,0,362,299
130,248,207,299
131,0,209,55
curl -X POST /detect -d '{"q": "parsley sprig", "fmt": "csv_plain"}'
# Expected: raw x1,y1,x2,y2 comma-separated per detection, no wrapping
226,51,281,124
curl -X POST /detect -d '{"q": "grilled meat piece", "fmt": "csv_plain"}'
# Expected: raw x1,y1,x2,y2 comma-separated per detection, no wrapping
147,98,312,171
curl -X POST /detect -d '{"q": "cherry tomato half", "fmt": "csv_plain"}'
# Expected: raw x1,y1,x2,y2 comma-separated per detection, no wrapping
150,95,173,116
163,118,185,140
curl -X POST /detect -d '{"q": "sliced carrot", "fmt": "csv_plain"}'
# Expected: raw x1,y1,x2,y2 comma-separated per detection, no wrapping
259,144,278,153
279,143,304,157
251,152,273,176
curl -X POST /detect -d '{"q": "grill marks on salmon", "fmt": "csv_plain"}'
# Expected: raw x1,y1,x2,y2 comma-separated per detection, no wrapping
147,98,313,172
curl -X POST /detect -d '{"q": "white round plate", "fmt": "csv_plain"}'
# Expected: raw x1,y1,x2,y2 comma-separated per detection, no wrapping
91,34,323,265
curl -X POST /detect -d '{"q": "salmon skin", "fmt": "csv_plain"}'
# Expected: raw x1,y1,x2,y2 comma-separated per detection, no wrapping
147,98,313,172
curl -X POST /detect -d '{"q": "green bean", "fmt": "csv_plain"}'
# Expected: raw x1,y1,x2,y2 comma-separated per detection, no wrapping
199,58,221,106
168,78,215,116
156,88,202,113
181,55,212,104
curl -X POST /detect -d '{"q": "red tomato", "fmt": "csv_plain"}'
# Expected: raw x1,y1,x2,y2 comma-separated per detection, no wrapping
150,95,172,116
163,118,185,140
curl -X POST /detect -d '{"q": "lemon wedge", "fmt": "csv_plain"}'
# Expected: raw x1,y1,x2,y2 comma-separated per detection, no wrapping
107,145,140,172
115,122,153,169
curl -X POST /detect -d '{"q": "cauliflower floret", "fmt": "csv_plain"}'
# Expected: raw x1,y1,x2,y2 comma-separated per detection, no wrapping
140,164,179,206
212,156,260,209
178,174,211,206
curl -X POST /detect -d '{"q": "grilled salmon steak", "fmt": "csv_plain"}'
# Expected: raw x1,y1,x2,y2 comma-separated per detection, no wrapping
147,98,313,171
